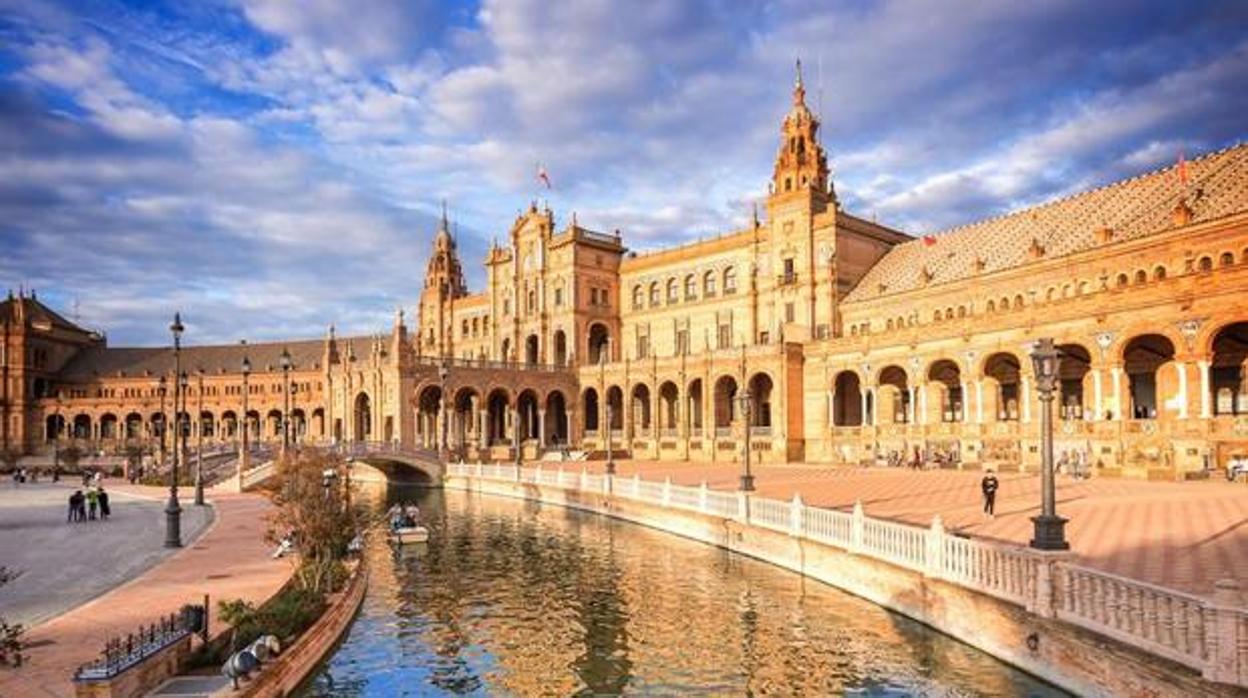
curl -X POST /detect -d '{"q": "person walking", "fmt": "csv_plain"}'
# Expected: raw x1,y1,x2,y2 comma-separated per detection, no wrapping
86,487,99,520
981,470,1000,518
67,490,79,523
98,487,111,520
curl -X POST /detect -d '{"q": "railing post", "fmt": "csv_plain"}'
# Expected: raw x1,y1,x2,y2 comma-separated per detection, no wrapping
557,466,565,488
851,500,864,554
662,477,672,507
790,493,804,537
580,467,588,491
737,490,750,525
632,473,641,499
514,461,522,482
699,481,708,513
926,515,945,578
1205,579,1245,685
1027,552,1067,619
533,463,542,485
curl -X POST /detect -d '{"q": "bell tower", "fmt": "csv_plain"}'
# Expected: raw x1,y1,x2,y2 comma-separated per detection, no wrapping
770,60,831,205
418,203,468,356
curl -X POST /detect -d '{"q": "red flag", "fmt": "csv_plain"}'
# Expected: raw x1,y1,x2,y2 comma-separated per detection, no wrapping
1176,150,1188,187
921,234,937,247
537,164,552,190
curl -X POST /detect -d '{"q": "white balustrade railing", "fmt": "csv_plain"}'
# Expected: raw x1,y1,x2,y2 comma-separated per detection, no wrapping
444,462,1247,688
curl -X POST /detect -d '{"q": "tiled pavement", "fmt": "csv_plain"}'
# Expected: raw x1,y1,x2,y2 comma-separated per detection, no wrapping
548,459,1248,597
0,486,290,698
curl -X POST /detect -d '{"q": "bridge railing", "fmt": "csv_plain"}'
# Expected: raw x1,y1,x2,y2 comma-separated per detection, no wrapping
411,355,572,373
445,462,1248,688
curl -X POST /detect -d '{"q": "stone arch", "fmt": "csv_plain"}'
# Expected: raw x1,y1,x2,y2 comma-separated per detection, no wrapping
1210,321,1248,415
545,390,569,444
553,329,568,366
99,413,118,440
1122,334,1176,419
582,387,600,432
221,410,238,439
525,334,539,365
587,323,610,364
713,375,738,429
1056,343,1092,420
448,387,477,453
124,412,143,439
877,365,910,424
198,410,215,440
631,383,652,432
266,409,283,439
352,392,371,442
928,359,963,422
486,388,510,445
687,378,704,432
72,413,91,439
747,372,774,428
605,386,624,430
517,389,540,442
312,407,325,438
832,370,863,426
658,381,679,432
288,408,304,442
983,352,1022,421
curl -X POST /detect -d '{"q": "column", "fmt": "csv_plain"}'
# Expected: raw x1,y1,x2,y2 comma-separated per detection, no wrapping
1093,369,1104,421
478,408,488,449
537,409,546,448
859,389,868,427
1199,360,1211,418
959,381,969,422
975,380,985,423
1176,361,1189,419
1111,366,1123,421
566,409,574,447
907,386,916,424
918,384,928,425
827,390,835,428
1021,377,1032,424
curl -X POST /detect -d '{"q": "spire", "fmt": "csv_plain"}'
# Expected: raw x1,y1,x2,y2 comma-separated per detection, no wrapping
770,59,829,200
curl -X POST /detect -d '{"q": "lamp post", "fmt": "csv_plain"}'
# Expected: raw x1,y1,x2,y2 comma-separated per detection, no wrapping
736,390,755,491
290,382,299,448
438,361,450,460
1029,338,1069,551
158,376,167,471
280,348,292,455
53,393,63,476
239,356,250,491
194,368,205,506
165,313,184,549
513,406,523,467
604,402,615,475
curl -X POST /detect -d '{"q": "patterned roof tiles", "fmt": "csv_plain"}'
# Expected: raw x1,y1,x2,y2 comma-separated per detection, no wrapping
843,143,1248,303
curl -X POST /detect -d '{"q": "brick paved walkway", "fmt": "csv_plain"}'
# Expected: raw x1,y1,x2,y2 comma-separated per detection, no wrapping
548,459,1248,596
0,486,289,698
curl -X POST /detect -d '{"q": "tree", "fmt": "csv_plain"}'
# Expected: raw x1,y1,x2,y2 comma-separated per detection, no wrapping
266,450,356,594
0,567,25,666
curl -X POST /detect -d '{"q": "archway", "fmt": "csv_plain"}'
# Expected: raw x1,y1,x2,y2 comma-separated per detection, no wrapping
417,385,443,449
221,411,238,439
658,381,679,434
517,389,540,442
553,330,568,366
928,359,962,422
289,409,304,443
486,389,510,445
984,353,1021,421
713,376,738,431
631,384,652,434
583,388,600,432
353,393,371,442
311,408,325,439
45,414,64,441
605,386,624,431
1057,344,1092,420
500,338,511,363
545,391,569,445
1123,334,1175,419
833,371,863,426
72,414,91,440
588,323,611,364
199,411,216,440
878,365,909,424
266,409,282,440
124,412,142,440
99,413,118,440
687,379,704,433
1211,322,1248,415
452,388,478,454
747,373,773,428
525,334,539,365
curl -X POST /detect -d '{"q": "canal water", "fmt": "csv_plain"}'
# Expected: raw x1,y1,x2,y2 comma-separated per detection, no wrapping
299,486,1067,697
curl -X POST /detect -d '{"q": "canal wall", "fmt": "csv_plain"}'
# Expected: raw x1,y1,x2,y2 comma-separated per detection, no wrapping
445,465,1247,698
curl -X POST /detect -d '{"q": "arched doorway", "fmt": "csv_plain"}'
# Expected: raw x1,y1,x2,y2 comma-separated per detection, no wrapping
747,373,773,429
878,365,909,423
713,376,738,432
605,386,624,432
45,414,64,441
687,379,704,434
984,353,1021,421
221,411,238,439
525,334,539,365
517,389,540,442
486,389,510,445
453,388,478,455
1057,344,1092,420
833,371,863,426
124,412,142,440
928,359,962,422
353,393,371,442
588,323,611,364
545,391,568,445
72,414,91,439
99,413,118,440
1123,334,1175,419
553,330,568,366
417,385,443,449
583,388,600,432
631,384,651,435
1211,322,1248,415
658,381,679,434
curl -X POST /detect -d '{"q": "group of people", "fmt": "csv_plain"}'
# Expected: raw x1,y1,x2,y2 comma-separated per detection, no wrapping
387,503,421,530
67,486,110,522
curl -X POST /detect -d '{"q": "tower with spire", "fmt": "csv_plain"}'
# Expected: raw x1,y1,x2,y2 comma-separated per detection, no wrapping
771,59,831,204
418,202,468,356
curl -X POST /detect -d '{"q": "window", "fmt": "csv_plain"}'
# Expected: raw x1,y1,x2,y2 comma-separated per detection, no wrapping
462,320,469,338
717,323,732,349
554,286,563,307
684,275,697,300
676,329,689,355
782,258,795,285
784,302,795,323
649,283,660,307
503,297,511,315
666,279,678,304
723,267,737,294
632,285,643,310
816,324,830,339
1221,252,1235,267
527,289,536,312
599,287,609,308
636,333,650,359
759,331,770,344
1198,256,1213,272
703,271,717,297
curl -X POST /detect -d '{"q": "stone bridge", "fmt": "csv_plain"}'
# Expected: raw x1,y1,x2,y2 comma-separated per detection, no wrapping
332,441,444,485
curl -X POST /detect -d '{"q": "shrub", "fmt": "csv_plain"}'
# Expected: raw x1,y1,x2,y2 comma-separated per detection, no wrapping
0,567,25,666
218,586,325,651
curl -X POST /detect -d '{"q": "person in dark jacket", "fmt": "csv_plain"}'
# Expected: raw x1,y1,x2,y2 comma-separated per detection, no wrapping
981,470,1000,517
98,488,111,520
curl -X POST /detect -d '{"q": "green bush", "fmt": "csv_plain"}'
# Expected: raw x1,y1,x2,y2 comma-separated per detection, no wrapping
218,585,325,652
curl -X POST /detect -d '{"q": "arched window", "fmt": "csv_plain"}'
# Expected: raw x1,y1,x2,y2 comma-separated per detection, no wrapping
648,282,660,307
1198,256,1213,272
666,278,679,303
1117,273,1129,288
703,270,717,297
1134,270,1147,285
632,285,643,309
1153,266,1167,281
886,319,894,330
932,310,942,322
957,306,967,318
723,267,738,294
1220,252,1235,267
986,300,996,313
1000,297,1010,311
684,274,697,300
1014,294,1024,309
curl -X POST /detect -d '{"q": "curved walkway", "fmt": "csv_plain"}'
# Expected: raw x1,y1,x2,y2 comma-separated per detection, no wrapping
0,486,289,698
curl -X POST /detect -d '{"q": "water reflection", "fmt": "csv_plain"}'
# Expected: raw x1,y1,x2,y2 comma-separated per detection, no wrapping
300,485,1066,697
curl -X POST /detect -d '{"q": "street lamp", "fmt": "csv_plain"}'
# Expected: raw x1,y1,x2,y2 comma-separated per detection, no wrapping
53,392,63,478
239,355,251,490
1029,338,1069,551
280,348,292,454
438,360,450,459
604,402,615,475
158,376,167,471
165,312,184,549
736,389,755,491
194,367,205,506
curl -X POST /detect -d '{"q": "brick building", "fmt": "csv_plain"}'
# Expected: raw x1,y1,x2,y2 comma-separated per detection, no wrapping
4,68,1247,478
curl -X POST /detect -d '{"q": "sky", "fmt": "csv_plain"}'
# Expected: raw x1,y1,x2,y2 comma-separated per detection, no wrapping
1,0,1245,346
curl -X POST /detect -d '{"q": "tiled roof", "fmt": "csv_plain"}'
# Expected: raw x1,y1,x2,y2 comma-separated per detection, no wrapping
843,143,1248,303
0,294,93,334
56,336,370,380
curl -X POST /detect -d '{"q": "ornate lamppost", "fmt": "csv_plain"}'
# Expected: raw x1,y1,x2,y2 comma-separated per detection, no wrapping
194,367,205,506
279,348,292,454
53,392,63,476
239,355,251,490
438,360,450,459
736,389,756,491
165,313,184,549
157,376,167,471
605,402,615,476
1029,338,1069,550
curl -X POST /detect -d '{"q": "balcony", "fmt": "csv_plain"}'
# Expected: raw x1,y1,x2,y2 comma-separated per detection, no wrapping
777,272,798,286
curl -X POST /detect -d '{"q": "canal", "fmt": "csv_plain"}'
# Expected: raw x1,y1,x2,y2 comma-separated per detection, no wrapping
299,485,1066,696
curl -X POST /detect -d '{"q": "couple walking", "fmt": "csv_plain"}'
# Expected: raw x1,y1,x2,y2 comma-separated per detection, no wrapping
67,487,110,522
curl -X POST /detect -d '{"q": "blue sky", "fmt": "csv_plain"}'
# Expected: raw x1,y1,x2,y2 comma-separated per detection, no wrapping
1,0,1245,346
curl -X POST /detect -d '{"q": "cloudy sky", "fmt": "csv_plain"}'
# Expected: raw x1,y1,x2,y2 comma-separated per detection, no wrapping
2,1,1245,346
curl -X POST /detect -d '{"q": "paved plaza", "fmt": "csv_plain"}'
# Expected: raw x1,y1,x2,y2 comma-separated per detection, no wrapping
0,481,213,627
0,485,289,698
548,459,1248,596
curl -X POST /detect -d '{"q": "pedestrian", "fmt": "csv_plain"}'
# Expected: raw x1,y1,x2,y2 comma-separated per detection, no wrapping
86,487,99,520
98,488,111,520
67,491,79,523
981,469,999,518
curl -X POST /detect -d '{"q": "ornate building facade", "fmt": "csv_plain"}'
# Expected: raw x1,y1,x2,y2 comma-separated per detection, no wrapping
4,69,1247,479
